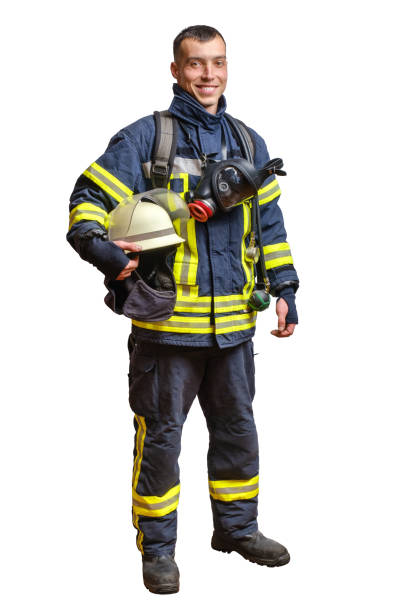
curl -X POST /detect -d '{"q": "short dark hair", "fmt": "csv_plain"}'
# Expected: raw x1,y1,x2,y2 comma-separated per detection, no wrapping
173,25,226,60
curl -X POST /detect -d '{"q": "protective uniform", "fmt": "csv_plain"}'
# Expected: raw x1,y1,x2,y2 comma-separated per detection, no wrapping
68,84,299,557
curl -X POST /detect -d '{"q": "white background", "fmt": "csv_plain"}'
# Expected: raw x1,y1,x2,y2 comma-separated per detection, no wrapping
1,0,407,610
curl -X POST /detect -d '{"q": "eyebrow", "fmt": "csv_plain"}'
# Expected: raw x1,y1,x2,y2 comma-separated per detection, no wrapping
186,55,227,61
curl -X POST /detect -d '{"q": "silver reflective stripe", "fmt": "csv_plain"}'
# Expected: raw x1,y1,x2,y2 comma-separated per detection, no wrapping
181,285,192,297
175,300,211,309
132,492,179,511
143,156,202,178
215,298,248,308
154,319,211,329
209,483,258,495
215,314,256,329
123,227,175,242
260,182,280,199
86,165,130,200
265,249,291,261
178,219,192,285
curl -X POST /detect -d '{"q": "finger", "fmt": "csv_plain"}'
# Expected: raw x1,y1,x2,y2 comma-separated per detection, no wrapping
278,315,286,331
115,259,139,280
126,257,139,269
113,240,142,252
270,326,295,338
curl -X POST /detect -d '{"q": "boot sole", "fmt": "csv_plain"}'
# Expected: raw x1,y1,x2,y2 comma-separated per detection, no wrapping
211,541,290,567
143,580,179,594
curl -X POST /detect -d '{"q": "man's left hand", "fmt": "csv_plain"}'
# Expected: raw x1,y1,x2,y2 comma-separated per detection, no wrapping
271,297,297,338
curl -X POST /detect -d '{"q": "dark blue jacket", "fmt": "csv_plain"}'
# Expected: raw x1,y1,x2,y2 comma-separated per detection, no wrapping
68,85,299,347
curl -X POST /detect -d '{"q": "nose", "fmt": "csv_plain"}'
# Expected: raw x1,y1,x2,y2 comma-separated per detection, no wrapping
202,63,214,80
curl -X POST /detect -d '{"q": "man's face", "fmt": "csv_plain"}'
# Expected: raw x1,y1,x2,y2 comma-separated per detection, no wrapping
170,35,228,115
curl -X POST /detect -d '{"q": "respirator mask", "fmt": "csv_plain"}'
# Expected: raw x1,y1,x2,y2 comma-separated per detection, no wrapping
185,157,286,222
185,152,287,312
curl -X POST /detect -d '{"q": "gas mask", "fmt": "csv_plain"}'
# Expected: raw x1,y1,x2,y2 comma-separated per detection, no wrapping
185,157,286,222
185,155,287,312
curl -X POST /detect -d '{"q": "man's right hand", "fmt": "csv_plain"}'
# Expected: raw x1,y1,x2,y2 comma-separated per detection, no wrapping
113,241,142,280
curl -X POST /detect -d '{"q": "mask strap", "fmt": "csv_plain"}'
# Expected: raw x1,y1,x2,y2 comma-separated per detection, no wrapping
221,124,227,160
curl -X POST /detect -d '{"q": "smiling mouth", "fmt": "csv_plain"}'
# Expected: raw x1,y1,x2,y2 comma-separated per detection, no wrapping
196,85,218,94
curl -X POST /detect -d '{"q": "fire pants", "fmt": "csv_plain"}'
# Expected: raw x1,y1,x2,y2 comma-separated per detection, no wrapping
128,336,259,556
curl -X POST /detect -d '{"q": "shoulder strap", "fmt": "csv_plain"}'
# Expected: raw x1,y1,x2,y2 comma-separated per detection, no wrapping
151,111,178,188
224,113,256,162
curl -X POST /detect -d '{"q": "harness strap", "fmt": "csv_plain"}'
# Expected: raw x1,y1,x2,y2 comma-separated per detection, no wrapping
224,114,255,161
151,111,178,188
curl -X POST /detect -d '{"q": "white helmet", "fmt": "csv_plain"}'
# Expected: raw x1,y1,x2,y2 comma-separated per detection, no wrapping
107,188,189,252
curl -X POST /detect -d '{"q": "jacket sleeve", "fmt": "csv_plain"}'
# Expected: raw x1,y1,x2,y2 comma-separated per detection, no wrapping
67,118,153,280
250,129,299,296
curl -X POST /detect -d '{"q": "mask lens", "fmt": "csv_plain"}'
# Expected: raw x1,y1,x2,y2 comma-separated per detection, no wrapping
216,166,254,209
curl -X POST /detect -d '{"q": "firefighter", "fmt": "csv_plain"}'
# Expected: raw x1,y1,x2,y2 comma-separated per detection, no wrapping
68,25,299,595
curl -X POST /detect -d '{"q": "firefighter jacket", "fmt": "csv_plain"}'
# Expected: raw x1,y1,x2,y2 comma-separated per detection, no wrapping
68,84,299,348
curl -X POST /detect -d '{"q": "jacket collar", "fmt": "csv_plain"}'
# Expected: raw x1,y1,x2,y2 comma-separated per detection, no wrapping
169,84,227,130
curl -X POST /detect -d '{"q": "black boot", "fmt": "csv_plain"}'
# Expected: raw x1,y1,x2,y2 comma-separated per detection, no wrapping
142,554,180,594
211,530,290,567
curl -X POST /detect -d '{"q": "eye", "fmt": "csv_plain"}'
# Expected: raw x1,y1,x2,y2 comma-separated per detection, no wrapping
190,60,201,68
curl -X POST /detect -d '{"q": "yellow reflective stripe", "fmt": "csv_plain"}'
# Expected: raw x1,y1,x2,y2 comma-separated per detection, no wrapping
211,488,259,502
132,315,214,334
258,178,278,196
132,311,256,335
68,202,109,230
174,285,208,311
173,301,211,314
173,292,247,305
134,515,144,553
258,178,281,205
173,217,198,286
178,285,200,299
132,415,147,552
264,242,293,269
215,311,257,334
132,484,181,518
241,202,255,297
259,188,281,205
264,242,290,254
266,255,293,269
172,293,251,314
210,475,259,488
173,291,250,314
133,498,179,518
167,171,189,194
209,475,259,502
83,161,133,203
68,212,108,231
214,295,250,313
176,287,210,302
186,219,199,284
168,175,199,288
132,415,146,491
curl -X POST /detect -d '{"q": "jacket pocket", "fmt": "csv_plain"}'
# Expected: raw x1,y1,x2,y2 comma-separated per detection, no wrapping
128,352,159,420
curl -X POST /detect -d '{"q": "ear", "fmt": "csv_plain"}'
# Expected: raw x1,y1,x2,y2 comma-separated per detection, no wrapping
170,61,179,80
